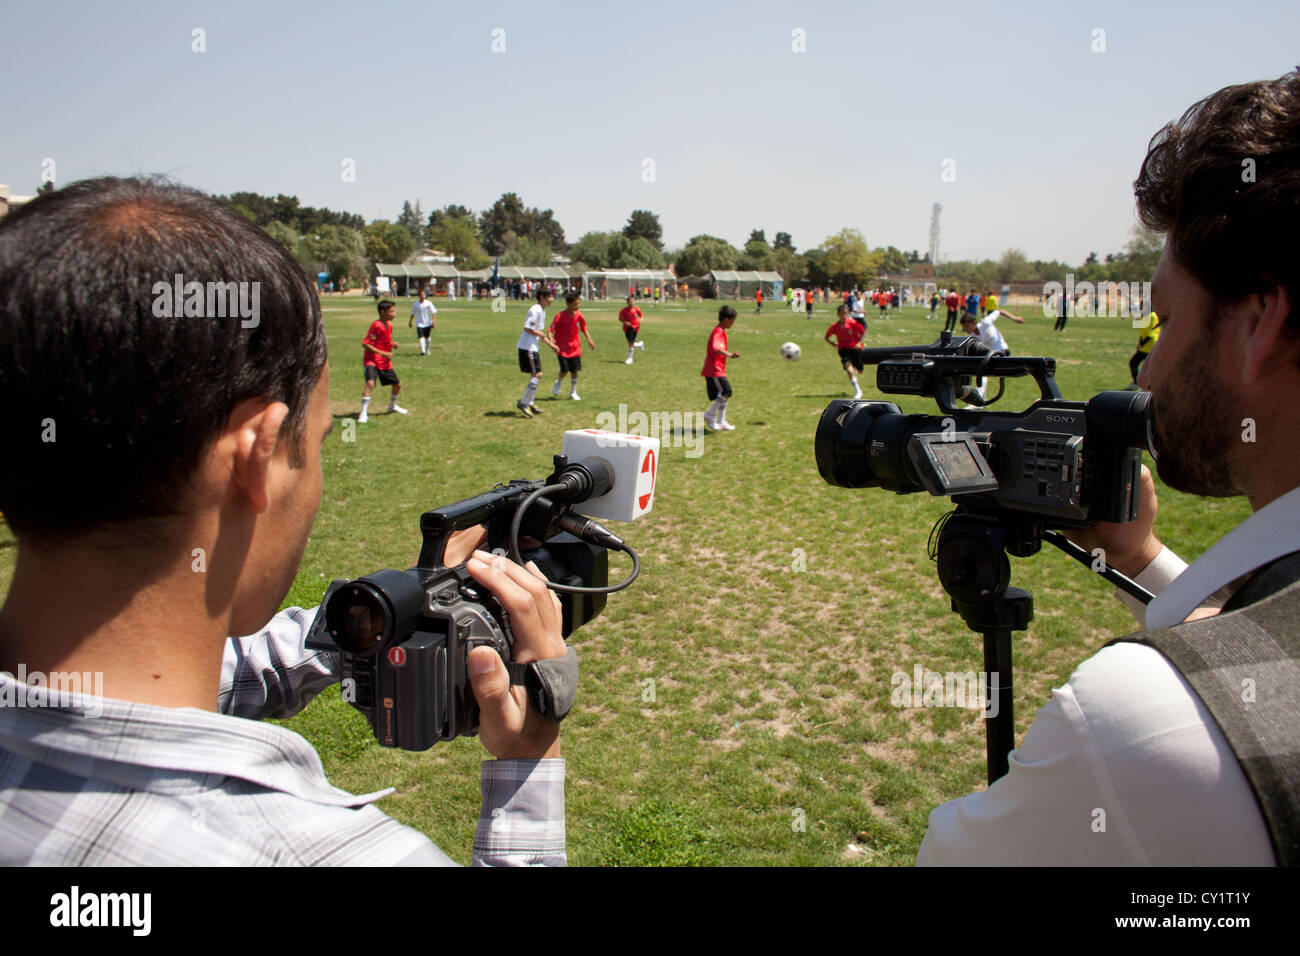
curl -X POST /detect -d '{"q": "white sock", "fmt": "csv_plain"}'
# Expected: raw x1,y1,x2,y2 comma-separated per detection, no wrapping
627,348,635,359
570,380,579,395
706,398,722,419
523,376,540,405
717,399,729,424
388,395,398,410
361,397,371,412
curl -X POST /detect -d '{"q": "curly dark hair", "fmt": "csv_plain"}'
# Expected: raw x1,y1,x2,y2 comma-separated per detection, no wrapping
1134,69,1300,326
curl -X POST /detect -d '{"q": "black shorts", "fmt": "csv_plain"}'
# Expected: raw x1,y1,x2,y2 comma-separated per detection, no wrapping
416,325,432,339
838,347,864,372
623,325,638,345
805,302,813,313
558,354,582,374
364,365,399,386
705,376,732,401
518,348,541,375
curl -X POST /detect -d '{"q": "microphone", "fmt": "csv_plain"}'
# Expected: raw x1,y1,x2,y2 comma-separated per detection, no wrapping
558,429,659,523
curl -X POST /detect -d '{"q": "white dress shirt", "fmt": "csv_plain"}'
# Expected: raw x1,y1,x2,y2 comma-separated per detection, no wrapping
916,486,1300,865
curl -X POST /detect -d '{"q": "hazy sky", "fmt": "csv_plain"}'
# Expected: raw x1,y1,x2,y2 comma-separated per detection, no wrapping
4,0,1297,264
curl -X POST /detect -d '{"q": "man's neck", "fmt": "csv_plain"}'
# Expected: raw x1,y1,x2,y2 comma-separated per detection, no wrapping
0,539,229,710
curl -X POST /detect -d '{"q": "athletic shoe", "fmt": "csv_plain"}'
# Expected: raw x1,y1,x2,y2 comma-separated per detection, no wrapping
357,411,368,424
528,405,543,414
853,389,863,400
720,422,736,431
516,401,534,418
703,413,720,432
552,381,561,396
625,357,634,365
389,403,408,415
570,392,580,401
634,341,644,350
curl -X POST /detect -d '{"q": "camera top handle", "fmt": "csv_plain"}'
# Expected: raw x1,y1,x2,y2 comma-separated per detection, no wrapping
859,332,1063,414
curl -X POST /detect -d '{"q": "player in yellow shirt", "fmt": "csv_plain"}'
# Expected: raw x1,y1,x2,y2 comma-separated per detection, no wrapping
1127,311,1161,388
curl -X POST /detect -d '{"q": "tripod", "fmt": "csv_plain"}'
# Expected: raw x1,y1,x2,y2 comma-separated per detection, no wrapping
933,508,1153,784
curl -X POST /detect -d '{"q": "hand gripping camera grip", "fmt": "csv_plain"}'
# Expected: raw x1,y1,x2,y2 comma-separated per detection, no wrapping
505,643,579,723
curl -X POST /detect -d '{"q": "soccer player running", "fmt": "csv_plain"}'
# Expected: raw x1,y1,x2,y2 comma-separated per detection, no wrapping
825,303,867,399
549,291,595,400
619,294,645,365
1128,311,1161,388
359,299,406,423
516,288,559,417
702,305,740,431
408,288,437,355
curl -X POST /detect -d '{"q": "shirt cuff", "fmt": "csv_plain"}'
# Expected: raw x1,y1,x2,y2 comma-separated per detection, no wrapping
1115,546,1187,627
472,759,566,866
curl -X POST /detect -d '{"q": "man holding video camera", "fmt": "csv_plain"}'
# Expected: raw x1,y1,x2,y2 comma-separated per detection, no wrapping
0,178,569,865
918,71,1300,865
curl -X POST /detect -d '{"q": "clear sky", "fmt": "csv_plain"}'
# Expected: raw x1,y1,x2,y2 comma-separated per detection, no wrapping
3,0,1297,264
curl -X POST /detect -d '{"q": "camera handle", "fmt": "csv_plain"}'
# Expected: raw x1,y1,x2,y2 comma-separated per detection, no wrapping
933,510,1033,784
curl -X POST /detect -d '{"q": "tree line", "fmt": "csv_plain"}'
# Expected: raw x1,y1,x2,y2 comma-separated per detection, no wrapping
217,189,1163,291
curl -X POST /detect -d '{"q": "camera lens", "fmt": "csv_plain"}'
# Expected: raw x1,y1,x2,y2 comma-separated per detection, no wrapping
815,400,936,493
324,570,427,655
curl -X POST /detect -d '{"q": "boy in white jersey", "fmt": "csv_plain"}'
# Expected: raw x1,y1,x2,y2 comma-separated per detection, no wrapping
515,288,558,417
408,288,437,355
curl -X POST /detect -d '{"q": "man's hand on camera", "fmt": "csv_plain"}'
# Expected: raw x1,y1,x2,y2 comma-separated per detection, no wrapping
464,549,565,760
1061,464,1164,578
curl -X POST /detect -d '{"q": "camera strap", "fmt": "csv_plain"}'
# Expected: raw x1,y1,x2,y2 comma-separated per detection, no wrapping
505,643,579,724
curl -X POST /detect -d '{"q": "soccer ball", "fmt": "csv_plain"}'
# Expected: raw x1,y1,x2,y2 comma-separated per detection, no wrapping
781,341,801,362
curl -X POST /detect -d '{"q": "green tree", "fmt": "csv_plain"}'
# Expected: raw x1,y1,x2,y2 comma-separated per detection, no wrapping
363,221,415,264
876,245,909,275
996,248,1032,283
502,235,555,267
773,231,794,252
738,237,774,271
263,221,300,260
673,235,739,277
428,216,489,270
303,225,367,288
771,247,801,280
569,231,614,270
821,229,875,287
479,193,566,255
623,210,663,249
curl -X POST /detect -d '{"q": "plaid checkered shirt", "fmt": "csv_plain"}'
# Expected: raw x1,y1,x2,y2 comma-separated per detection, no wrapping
0,606,565,866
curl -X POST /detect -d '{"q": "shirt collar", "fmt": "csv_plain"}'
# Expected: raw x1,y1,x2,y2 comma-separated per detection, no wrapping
1146,484,1300,629
0,674,391,807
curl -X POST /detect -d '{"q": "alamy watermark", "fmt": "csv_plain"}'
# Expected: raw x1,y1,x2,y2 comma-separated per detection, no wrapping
594,403,704,458
0,665,105,717
151,273,260,328
1042,274,1151,324
891,663,1000,718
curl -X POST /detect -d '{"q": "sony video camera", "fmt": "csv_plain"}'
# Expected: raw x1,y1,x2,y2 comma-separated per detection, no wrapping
306,430,658,750
815,332,1156,528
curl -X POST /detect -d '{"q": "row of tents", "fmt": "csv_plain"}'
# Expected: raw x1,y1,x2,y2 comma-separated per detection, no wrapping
371,262,785,300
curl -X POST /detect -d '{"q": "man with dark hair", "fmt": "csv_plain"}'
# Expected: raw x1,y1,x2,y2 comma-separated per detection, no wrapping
0,177,569,865
919,70,1300,865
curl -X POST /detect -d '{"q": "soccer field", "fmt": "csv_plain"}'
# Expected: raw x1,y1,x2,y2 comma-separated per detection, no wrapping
0,294,1250,865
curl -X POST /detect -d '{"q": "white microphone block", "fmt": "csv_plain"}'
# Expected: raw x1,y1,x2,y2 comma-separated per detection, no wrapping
560,429,659,522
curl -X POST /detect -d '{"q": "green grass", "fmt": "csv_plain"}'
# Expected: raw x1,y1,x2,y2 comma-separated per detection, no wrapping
0,294,1250,866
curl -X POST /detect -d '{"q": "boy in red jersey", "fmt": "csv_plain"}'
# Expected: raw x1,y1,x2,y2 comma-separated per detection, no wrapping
359,299,405,423
618,294,644,365
701,305,740,431
549,291,596,400
824,303,867,399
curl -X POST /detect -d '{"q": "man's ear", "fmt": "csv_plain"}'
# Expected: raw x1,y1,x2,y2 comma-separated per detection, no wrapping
1242,284,1298,383
228,399,291,513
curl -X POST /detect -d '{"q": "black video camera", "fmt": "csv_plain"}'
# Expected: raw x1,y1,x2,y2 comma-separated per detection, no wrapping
306,453,636,751
815,332,1157,527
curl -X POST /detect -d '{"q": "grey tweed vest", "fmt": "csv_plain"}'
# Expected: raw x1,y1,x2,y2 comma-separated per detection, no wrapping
1110,552,1300,866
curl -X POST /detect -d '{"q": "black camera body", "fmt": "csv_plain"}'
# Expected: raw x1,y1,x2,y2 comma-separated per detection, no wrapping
815,335,1156,528
306,460,608,751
